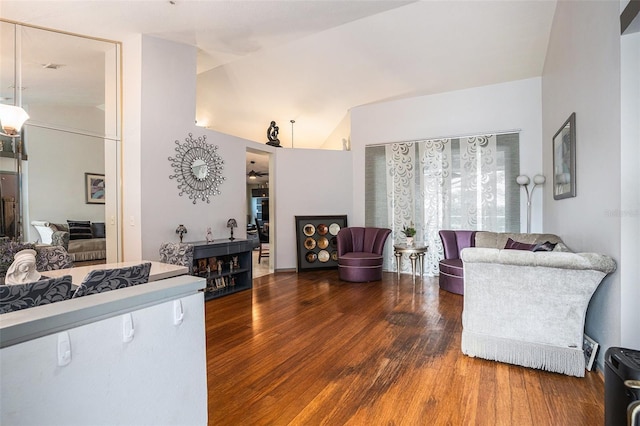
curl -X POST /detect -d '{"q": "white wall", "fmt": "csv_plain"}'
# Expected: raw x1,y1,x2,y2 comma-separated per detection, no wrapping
541,1,623,367
24,123,105,242
620,31,640,349
125,36,352,269
350,78,545,231
273,148,353,270
320,111,351,151
1,288,207,425
122,34,143,261
135,36,249,261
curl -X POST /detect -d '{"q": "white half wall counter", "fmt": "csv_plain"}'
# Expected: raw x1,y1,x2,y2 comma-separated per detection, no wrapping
0,275,208,425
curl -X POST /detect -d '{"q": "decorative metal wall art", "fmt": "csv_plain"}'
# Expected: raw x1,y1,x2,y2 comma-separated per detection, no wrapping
168,133,225,204
295,215,347,272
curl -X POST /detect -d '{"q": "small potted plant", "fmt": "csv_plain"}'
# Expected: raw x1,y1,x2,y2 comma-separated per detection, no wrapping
401,224,417,246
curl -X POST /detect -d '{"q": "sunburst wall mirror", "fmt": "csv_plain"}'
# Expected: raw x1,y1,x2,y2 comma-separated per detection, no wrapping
168,133,225,204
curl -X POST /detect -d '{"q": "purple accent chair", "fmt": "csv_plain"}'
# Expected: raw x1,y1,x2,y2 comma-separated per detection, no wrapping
438,230,476,295
337,227,391,282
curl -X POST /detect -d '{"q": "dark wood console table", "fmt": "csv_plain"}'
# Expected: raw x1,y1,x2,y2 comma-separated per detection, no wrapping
190,239,253,301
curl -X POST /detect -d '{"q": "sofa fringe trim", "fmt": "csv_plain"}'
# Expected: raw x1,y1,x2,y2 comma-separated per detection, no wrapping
461,331,585,377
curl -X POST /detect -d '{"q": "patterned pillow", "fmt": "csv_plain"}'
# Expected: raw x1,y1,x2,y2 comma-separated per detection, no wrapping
533,241,557,252
91,222,106,238
504,238,536,251
67,220,93,240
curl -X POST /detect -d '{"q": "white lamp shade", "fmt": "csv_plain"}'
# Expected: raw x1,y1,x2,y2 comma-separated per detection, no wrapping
533,174,546,185
0,104,29,133
516,175,530,185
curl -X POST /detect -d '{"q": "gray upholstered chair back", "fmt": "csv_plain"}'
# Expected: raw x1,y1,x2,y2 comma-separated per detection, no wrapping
72,262,152,299
0,275,73,314
159,242,194,275
35,245,74,271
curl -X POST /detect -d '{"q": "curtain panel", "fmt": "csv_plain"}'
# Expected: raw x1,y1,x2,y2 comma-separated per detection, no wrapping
365,133,520,276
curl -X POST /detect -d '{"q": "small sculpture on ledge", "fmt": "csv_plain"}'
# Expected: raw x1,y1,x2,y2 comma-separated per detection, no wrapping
206,227,214,243
176,224,187,243
266,121,282,148
5,249,41,285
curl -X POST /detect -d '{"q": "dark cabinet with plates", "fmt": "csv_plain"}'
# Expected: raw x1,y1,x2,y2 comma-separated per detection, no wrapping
191,239,253,300
295,215,347,272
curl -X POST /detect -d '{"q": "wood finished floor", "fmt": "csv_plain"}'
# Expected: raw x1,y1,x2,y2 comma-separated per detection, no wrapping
205,271,604,425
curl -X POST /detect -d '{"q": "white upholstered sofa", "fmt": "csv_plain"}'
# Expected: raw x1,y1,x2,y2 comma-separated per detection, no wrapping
460,231,616,377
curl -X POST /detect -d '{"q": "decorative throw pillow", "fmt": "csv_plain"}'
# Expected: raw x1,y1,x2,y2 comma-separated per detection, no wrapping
533,241,557,252
92,222,106,238
0,242,36,277
553,242,571,252
67,220,93,240
504,238,537,251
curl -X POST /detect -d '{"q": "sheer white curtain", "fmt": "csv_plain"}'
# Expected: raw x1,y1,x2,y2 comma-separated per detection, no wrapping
366,133,519,276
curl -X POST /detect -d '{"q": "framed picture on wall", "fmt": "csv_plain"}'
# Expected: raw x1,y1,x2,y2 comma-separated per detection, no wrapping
552,112,576,200
295,215,347,272
85,173,105,204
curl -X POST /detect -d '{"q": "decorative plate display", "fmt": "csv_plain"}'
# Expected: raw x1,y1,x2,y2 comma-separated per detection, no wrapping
303,224,315,236
330,236,338,248
304,237,317,250
295,215,347,272
317,236,329,249
317,224,329,235
318,250,330,263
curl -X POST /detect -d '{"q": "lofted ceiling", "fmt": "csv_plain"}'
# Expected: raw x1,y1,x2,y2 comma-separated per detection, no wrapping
1,0,556,151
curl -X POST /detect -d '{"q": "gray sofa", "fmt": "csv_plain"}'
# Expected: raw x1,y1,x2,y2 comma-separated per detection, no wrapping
459,231,616,376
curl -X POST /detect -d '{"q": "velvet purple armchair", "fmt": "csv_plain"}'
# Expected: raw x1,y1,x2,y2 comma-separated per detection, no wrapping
438,230,476,295
337,227,391,282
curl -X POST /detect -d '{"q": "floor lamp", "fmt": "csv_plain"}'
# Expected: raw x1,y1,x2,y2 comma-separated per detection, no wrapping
0,104,30,241
516,174,545,233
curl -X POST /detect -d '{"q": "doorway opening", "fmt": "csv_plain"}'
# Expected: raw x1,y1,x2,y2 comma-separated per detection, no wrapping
246,149,272,277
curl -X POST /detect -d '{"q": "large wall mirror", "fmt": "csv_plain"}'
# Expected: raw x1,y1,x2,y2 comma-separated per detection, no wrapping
0,20,122,262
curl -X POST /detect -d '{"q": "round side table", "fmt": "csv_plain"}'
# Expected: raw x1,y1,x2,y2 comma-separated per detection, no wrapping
393,244,429,280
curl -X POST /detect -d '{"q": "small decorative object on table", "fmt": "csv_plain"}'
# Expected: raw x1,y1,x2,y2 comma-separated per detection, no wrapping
401,223,417,247
215,277,225,289
176,224,187,243
217,259,223,274
5,249,41,285
198,258,207,274
232,256,239,269
229,259,234,272
208,257,217,272
227,218,237,240
206,227,214,243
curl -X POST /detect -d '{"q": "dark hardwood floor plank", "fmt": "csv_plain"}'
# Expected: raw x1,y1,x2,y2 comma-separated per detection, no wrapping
205,270,604,425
